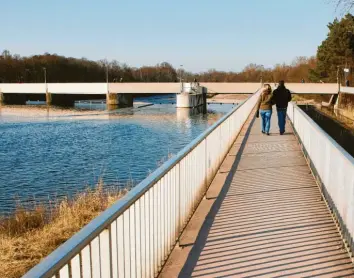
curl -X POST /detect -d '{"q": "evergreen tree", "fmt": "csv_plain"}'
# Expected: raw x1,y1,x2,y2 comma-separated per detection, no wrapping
316,14,354,82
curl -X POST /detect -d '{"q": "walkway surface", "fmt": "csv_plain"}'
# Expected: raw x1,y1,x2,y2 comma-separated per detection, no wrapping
162,111,354,277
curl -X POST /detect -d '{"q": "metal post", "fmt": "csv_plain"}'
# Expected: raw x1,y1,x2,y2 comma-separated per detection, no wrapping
337,66,340,92
179,65,183,92
106,63,109,94
43,67,47,93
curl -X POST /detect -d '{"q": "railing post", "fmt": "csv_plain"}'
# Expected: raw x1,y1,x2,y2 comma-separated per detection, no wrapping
177,162,181,246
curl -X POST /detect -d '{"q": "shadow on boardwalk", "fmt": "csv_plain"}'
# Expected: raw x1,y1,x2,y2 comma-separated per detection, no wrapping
177,113,354,278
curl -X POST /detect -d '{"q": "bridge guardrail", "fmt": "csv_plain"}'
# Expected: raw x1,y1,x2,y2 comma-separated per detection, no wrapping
340,86,354,95
24,90,261,278
288,102,354,256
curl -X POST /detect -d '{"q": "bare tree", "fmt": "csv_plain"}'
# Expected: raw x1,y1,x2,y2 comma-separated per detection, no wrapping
335,0,354,11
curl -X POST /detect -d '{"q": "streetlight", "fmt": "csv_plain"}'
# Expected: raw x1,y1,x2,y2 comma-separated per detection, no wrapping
106,63,109,84
259,64,264,85
179,65,183,91
43,67,47,93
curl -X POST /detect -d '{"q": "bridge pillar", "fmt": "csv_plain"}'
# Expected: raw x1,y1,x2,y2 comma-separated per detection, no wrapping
106,93,133,108
46,93,75,107
0,93,27,105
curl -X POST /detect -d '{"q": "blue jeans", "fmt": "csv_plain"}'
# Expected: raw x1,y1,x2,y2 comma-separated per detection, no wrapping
260,110,272,133
277,108,287,134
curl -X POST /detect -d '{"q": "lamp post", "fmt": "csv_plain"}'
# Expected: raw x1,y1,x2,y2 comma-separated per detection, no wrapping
43,67,47,93
179,65,183,91
106,63,109,94
106,64,109,84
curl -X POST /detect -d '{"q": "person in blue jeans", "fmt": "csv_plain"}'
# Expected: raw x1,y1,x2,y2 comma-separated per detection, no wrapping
256,84,274,135
272,80,292,135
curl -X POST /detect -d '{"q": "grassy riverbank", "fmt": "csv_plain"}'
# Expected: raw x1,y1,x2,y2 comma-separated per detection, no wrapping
0,182,127,278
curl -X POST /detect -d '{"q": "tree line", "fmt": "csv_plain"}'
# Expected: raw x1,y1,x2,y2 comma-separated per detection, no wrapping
1,13,353,84
0,51,318,83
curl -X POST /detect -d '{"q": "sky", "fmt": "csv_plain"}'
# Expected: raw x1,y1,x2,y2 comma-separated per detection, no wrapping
0,0,348,72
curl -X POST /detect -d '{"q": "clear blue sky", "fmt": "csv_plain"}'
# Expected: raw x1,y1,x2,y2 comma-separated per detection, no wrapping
1,0,345,72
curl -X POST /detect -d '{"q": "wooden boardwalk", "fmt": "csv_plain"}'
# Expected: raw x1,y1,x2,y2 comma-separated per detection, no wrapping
167,111,354,277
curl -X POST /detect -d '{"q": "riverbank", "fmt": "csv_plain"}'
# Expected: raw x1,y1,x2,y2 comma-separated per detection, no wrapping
0,182,126,278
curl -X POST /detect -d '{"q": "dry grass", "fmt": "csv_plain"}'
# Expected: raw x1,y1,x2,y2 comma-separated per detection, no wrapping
0,182,127,278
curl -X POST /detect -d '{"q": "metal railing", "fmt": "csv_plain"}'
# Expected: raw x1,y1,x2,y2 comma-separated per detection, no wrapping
23,91,260,278
340,85,354,95
287,102,354,254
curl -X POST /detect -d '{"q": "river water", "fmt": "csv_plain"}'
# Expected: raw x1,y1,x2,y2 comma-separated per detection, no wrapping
0,95,235,214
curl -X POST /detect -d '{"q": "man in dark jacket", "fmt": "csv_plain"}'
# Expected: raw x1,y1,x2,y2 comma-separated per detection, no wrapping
272,80,292,135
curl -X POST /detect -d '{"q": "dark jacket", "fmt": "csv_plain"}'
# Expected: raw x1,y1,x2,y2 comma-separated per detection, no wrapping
273,85,291,109
257,91,274,111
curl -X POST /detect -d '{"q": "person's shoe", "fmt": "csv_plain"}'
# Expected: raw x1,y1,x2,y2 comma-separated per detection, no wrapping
280,131,285,135
262,131,265,134
267,133,270,136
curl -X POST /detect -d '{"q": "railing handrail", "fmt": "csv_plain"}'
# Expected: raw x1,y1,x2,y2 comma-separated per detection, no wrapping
291,102,354,165
24,89,261,277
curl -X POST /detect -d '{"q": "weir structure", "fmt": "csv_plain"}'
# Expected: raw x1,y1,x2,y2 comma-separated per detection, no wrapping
22,88,354,277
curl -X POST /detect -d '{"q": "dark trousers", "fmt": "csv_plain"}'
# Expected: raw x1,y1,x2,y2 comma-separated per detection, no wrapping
277,108,287,134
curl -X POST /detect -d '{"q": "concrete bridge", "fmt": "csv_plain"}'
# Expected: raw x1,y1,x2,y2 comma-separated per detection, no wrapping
0,82,345,107
23,90,354,277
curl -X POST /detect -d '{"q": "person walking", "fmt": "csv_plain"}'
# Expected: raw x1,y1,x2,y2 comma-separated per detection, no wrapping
256,84,274,135
272,80,292,135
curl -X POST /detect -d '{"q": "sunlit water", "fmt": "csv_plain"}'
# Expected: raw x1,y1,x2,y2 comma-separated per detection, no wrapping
0,95,235,214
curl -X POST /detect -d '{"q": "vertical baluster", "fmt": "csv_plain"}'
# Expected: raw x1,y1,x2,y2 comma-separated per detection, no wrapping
165,173,169,256
110,221,118,278
130,204,136,278
157,180,162,270
99,229,111,278
188,154,192,217
172,167,176,241
179,160,183,230
140,195,146,278
135,199,142,278
70,254,81,278
161,177,166,261
143,192,149,278
116,216,124,278
176,162,181,237
165,174,169,257
153,184,158,276
149,188,154,278
168,170,172,251
181,158,186,226
81,245,91,278
91,236,101,278
59,265,69,278
123,210,131,278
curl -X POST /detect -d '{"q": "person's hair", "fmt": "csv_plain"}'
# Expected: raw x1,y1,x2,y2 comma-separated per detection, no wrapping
263,83,272,93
